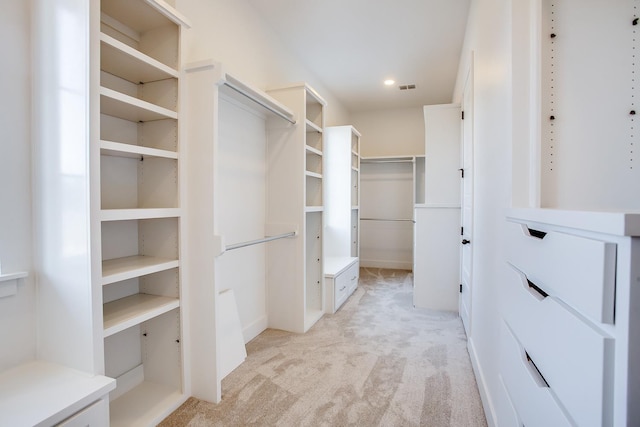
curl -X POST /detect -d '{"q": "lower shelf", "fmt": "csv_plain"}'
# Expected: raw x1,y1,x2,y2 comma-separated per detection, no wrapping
103,294,180,338
110,380,186,427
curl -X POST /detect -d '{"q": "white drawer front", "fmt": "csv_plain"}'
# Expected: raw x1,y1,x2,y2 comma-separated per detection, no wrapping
334,272,350,309
345,262,359,294
499,322,572,427
504,265,614,427
506,220,616,324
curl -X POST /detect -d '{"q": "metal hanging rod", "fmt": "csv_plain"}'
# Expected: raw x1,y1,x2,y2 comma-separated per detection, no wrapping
225,231,297,251
360,159,415,164
223,80,297,125
361,218,416,223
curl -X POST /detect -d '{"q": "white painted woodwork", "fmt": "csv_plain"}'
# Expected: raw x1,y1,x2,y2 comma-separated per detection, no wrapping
0,271,28,299
413,207,460,311
267,83,327,333
459,61,474,337
505,220,616,324
499,323,573,427
324,126,361,262
413,104,461,311
57,398,109,427
103,294,180,337
504,265,612,426
183,62,300,402
0,361,115,427
504,209,640,426
324,257,359,314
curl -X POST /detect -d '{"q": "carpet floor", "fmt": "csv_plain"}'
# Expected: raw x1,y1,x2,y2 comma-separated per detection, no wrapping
160,268,487,426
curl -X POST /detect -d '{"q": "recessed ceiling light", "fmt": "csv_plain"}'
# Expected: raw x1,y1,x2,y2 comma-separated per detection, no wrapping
384,79,395,86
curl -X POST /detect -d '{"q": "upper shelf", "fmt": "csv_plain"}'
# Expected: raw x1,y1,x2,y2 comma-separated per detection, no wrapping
103,293,180,337
102,0,191,32
100,33,178,84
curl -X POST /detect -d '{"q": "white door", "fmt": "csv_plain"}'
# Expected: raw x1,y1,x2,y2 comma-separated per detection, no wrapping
459,59,474,336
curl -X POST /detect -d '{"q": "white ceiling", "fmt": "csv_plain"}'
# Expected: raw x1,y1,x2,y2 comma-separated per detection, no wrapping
248,0,471,113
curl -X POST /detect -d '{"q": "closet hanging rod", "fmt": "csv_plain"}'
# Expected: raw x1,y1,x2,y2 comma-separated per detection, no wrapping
360,159,415,164
361,218,416,223
223,81,297,125
225,231,297,251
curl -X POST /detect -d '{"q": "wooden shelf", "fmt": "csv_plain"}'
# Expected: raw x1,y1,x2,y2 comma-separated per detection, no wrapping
103,294,179,337
100,87,177,122
305,206,324,213
100,140,178,160
305,171,323,180
101,0,191,32
100,33,178,84
305,145,323,156
305,119,323,134
102,255,179,285
100,208,181,222
109,380,185,427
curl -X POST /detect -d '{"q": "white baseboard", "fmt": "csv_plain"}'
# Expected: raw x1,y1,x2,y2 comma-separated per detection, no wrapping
360,259,413,271
242,314,267,344
468,336,497,427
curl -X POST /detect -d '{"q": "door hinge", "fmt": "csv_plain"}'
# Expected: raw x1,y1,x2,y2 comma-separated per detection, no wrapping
461,111,465,120
459,168,464,178
459,284,463,293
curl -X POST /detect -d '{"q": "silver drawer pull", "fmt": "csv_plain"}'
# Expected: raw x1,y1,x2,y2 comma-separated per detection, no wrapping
527,227,547,239
339,286,346,291
525,351,550,388
527,279,549,299
351,276,357,281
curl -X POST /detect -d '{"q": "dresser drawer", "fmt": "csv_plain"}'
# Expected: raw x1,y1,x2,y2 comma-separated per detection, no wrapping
344,261,359,294
334,271,350,309
499,322,572,427
505,220,616,324
504,265,614,427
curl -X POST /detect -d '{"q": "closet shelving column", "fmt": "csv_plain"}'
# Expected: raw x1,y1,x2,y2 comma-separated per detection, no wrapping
351,130,361,257
267,83,327,333
95,0,190,425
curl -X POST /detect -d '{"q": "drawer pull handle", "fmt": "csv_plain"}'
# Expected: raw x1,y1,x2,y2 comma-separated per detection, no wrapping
525,351,550,388
351,276,357,281
527,279,549,299
527,227,547,239
339,286,346,291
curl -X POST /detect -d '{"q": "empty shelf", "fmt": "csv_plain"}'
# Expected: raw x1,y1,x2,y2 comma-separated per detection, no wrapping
102,255,179,285
100,33,178,84
109,380,184,427
103,293,180,337
100,140,178,160
305,119,322,134
100,87,177,122
100,208,181,222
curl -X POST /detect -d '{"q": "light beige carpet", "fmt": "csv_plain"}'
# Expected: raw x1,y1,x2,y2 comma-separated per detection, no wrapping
161,268,487,426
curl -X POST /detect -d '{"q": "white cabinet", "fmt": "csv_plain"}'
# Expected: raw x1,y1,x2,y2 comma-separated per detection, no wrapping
263,83,326,333
413,104,461,311
324,257,359,314
502,209,640,426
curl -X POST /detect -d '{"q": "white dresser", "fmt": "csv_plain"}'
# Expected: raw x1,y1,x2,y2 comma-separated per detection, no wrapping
324,257,359,314
500,208,640,426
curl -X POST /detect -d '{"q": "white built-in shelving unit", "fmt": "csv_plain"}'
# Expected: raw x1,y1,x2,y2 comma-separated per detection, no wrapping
323,126,361,313
267,83,327,333
96,0,191,424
